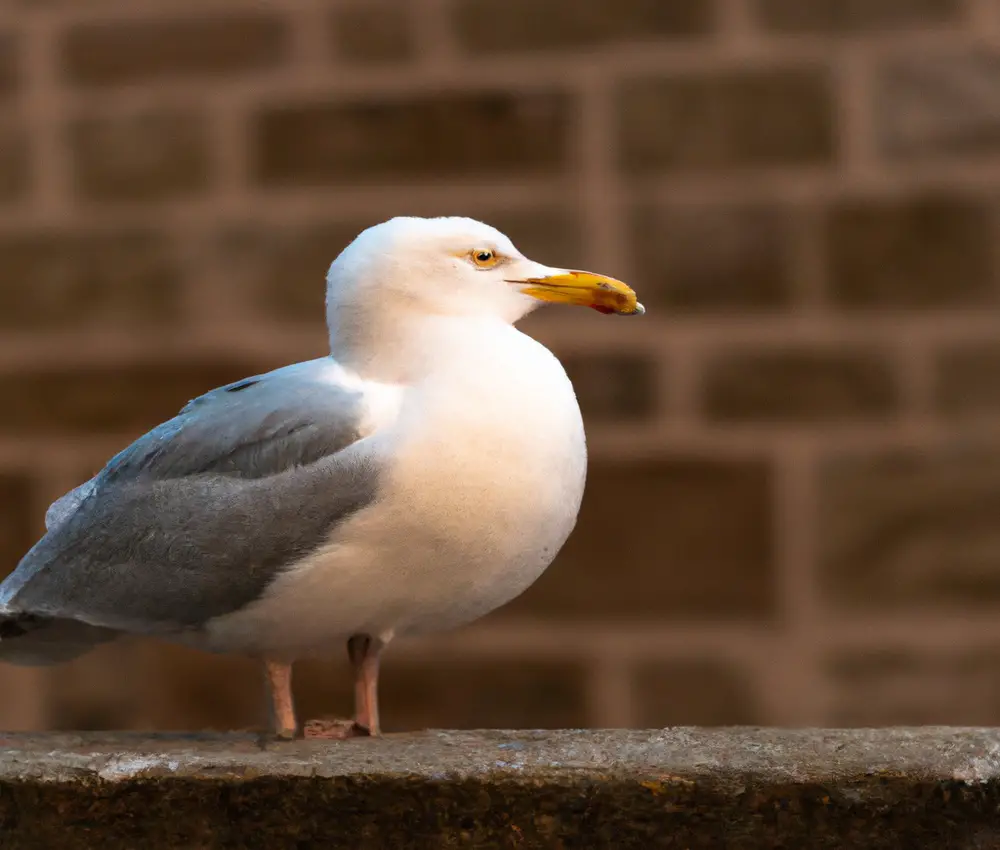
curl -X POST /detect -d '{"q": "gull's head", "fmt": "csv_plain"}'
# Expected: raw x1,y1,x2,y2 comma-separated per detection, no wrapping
327,216,644,325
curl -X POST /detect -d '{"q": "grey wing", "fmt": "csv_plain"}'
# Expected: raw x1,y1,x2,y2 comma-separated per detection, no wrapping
1,358,383,632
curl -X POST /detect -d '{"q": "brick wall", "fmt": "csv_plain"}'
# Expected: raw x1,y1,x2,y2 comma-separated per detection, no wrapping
1,0,999,733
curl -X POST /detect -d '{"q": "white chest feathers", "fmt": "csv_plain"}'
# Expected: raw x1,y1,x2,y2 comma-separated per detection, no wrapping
206,326,587,655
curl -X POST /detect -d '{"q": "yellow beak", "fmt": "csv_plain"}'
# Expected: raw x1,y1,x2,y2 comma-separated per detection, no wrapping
515,270,645,316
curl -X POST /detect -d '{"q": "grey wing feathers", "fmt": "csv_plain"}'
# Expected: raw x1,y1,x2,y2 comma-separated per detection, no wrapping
1,358,382,633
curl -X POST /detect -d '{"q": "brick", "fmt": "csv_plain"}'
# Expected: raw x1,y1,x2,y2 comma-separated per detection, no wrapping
829,649,1000,726
618,68,835,174
0,473,34,579
299,656,588,731
560,353,658,421
634,659,761,726
60,13,290,87
123,646,586,732
254,91,572,186
825,194,995,308
0,32,17,96
0,360,272,436
702,348,898,423
0,123,29,201
935,343,1000,415
0,230,182,331
819,446,1000,611
876,49,1000,160
333,3,416,64
453,0,713,53
212,222,361,324
753,0,961,34
631,204,794,311
47,644,149,731
500,457,776,621
214,210,584,324
69,109,210,203
123,644,264,732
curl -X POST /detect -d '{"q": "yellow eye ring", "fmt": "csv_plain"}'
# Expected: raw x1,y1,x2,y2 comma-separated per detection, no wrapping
471,249,498,267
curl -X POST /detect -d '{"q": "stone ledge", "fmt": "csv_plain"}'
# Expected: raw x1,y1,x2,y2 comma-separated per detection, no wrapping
1,728,999,848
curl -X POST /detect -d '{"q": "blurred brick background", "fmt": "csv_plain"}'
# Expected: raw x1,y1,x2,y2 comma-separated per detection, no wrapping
1,0,1000,733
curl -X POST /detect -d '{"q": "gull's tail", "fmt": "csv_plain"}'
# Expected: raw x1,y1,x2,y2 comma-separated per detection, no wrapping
0,612,120,666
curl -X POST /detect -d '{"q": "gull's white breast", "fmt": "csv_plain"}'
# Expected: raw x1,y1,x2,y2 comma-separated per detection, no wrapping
205,324,586,657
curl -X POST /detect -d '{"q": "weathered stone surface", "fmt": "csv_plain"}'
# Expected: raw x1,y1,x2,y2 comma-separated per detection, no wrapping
0,229,182,330
500,457,776,621
876,49,1000,159
819,445,1000,611
453,0,713,53
618,68,835,173
825,193,995,308
332,2,416,64
702,347,898,422
59,13,290,87
1,729,1000,848
631,203,794,311
935,342,1000,415
254,91,572,186
753,0,961,34
69,108,211,203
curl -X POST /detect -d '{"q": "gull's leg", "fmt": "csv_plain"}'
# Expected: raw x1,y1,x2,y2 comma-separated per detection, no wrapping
263,658,297,739
348,634,386,735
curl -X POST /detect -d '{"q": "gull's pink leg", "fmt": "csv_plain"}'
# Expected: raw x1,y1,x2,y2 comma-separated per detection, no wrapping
263,658,297,740
348,634,385,735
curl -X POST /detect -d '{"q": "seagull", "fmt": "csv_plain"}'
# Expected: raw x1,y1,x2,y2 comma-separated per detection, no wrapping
0,216,643,739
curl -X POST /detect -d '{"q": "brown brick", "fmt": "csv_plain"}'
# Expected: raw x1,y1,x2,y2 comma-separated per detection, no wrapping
935,343,1000,415
825,194,995,308
829,649,1000,726
0,123,29,201
213,222,360,323
560,353,658,421
122,647,587,732
633,659,761,726
0,360,273,436
631,204,794,310
214,210,584,324
0,32,17,97
0,230,182,331
703,348,898,423
0,473,34,579
60,14,290,87
499,457,776,622
69,109,210,203
819,445,1000,611
298,655,588,732
126,644,264,732
254,91,572,186
618,68,835,174
333,2,416,64
453,0,712,53
876,49,1000,160
753,0,961,33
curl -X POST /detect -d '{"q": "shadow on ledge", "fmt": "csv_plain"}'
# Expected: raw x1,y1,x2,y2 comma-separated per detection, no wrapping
1,728,999,848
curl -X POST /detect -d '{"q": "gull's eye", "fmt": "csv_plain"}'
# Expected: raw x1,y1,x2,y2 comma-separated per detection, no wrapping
471,248,498,268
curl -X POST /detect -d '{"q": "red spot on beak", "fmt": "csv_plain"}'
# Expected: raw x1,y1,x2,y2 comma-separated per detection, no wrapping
590,304,615,314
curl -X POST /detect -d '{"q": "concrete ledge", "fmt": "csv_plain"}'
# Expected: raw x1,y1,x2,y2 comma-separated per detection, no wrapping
1,728,999,848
